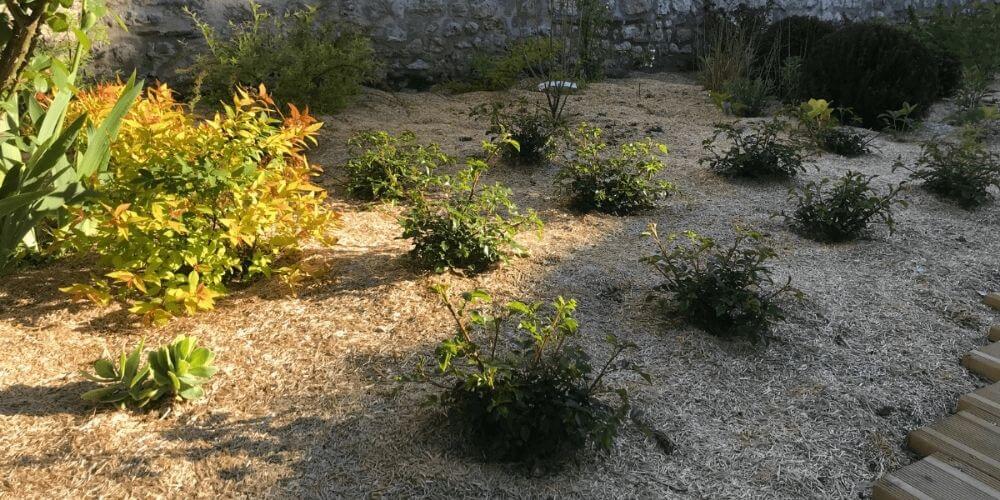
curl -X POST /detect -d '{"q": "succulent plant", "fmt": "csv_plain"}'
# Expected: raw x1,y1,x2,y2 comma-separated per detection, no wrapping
81,340,157,408
147,336,218,402
81,335,217,408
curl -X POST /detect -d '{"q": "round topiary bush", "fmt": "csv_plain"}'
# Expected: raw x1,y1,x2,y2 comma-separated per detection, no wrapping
805,23,944,129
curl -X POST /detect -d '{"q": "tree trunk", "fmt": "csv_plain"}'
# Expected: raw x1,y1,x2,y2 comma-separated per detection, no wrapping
0,4,48,97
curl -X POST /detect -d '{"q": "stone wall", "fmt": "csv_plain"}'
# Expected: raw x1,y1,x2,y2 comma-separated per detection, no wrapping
95,0,962,85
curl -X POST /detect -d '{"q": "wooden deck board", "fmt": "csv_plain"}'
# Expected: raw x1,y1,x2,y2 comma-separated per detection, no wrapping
986,293,1000,310
873,453,1000,500
874,323,1000,499
963,342,1000,382
958,383,1000,424
908,411,1000,478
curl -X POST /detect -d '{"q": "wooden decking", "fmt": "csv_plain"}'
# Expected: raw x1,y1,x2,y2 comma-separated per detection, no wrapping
873,294,1000,500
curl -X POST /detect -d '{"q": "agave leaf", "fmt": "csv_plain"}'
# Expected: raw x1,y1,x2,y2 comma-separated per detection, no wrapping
176,358,190,376
82,386,126,402
123,341,143,379
138,387,170,407
79,370,114,383
188,347,213,367
93,358,117,379
129,363,150,388
178,386,205,401
188,365,217,378
167,371,181,392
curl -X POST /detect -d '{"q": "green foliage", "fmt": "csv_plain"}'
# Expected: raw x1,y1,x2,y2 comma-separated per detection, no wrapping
405,285,639,461
755,16,837,99
702,120,805,179
815,128,870,157
805,23,945,129
60,85,337,324
788,99,871,157
399,138,542,273
642,224,799,344
572,0,612,80
82,335,218,408
780,172,904,242
905,138,1000,209
470,100,558,165
0,6,140,270
189,1,377,113
343,131,451,201
878,102,921,134
906,1,1000,77
696,3,771,93
451,37,563,92
717,77,772,117
556,124,674,215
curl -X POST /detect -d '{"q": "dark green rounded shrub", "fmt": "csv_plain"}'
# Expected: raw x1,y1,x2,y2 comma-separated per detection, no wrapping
805,23,943,129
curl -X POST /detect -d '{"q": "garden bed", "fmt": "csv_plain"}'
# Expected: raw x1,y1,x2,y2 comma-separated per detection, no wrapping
1,72,998,498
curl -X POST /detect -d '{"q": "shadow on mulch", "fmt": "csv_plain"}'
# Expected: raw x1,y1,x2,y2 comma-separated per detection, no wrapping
0,381,96,417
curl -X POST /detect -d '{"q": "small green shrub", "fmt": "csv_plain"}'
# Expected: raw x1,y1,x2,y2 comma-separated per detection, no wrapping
82,335,218,408
780,172,904,242
816,128,871,157
400,138,541,273
702,120,805,179
470,100,558,165
878,102,921,134
189,1,378,113
343,131,452,201
788,98,871,157
556,124,674,215
642,224,799,344
805,23,946,129
905,139,1000,208
405,285,639,461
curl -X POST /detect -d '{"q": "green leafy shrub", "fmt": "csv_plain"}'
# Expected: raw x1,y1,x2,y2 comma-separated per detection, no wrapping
556,124,674,215
342,131,452,201
82,335,218,408
906,2,1000,77
904,139,1000,208
60,84,338,324
470,100,558,165
400,138,541,273
642,224,799,344
805,23,946,129
189,1,377,113
878,102,921,134
405,285,639,461
816,128,871,157
779,172,904,242
788,98,872,157
702,120,805,179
